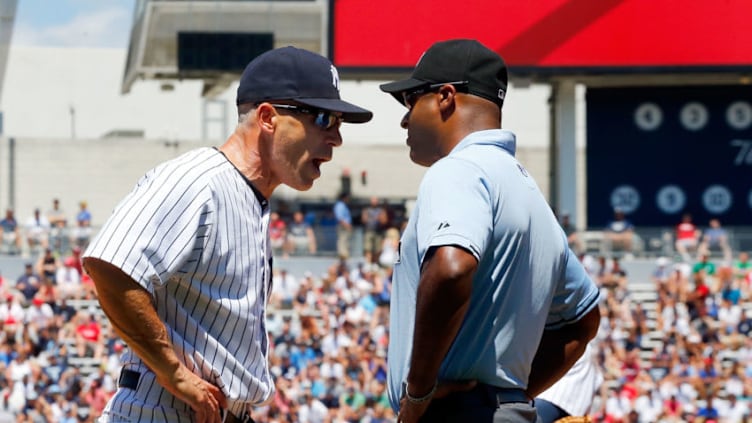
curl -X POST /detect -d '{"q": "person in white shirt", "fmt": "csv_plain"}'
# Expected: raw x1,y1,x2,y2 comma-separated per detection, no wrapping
297,393,328,423
24,297,54,328
273,269,299,308
55,257,82,300
717,297,743,335
320,325,353,357
717,393,749,423
24,208,51,252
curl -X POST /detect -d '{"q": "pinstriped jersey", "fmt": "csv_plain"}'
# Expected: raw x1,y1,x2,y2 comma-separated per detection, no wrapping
85,147,274,420
537,343,603,416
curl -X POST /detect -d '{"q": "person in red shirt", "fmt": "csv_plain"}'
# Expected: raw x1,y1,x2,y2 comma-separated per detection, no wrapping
75,311,102,358
688,272,711,320
84,378,111,417
269,211,288,257
65,246,84,276
675,213,701,263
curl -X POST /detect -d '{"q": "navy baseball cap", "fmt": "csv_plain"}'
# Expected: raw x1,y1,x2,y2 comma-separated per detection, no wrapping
236,46,373,123
380,39,507,108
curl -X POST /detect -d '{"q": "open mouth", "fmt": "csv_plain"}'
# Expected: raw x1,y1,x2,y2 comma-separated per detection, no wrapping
312,158,327,171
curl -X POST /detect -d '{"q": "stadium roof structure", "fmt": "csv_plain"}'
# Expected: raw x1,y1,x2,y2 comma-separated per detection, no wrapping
122,0,328,96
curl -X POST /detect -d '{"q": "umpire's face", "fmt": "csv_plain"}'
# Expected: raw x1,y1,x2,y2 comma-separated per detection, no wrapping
269,104,344,191
400,87,445,167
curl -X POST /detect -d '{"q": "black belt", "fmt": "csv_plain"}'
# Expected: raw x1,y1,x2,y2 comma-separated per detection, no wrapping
118,369,140,390
223,411,255,423
118,369,255,423
487,386,530,404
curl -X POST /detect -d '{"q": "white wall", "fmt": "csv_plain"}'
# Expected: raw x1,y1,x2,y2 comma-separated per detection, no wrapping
1,46,206,140
1,46,554,147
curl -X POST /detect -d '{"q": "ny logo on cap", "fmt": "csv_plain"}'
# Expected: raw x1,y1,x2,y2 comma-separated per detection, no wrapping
330,65,340,91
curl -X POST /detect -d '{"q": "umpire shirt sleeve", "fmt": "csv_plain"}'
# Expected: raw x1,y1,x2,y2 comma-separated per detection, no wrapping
545,248,600,330
414,158,492,263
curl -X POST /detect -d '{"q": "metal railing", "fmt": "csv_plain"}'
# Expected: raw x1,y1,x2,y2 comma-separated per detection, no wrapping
580,226,752,259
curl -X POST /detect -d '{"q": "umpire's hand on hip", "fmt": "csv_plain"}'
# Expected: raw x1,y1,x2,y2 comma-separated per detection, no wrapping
398,380,477,423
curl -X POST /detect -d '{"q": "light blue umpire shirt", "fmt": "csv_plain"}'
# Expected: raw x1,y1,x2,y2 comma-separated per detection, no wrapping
387,129,600,411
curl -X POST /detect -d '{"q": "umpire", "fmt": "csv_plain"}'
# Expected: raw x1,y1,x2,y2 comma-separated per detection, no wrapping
379,39,600,423
83,46,372,422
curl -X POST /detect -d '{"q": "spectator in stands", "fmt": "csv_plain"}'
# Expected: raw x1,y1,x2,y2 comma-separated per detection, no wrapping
64,246,84,277
340,377,367,419
271,268,299,310
73,311,102,359
717,296,743,336
334,192,353,261
35,276,58,309
24,208,51,254
698,218,732,264
69,201,92,250
361,196,387,265
732,251,751,284
15,263,41,302
0,209,22,255
35,248,59,285
716,393,745,422
269,211,288,257
674,213,701,263
0,292,25,328
298,391,328,423
378,227,400,269
687,271,712,320
56,257,82,300
604,208,634,255
609,257,629,294
692,253,717,278
560,211,584,255
45,198,65,227
82,377,109,418
24,297,54,330
47,198,69,255
651,256,672,288
285,211,317,256
696,394,720,421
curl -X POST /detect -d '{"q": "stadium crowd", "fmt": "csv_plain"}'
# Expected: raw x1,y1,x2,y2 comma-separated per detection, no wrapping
0,200,751,422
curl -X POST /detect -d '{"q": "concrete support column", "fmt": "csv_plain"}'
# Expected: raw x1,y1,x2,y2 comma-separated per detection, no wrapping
553,80,578,224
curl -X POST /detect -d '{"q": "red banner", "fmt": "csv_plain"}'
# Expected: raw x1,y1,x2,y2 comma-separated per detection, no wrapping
332,0,752,70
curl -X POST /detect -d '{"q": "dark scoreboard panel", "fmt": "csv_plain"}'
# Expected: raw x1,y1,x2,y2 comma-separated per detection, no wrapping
177,32,274,73
587,86,752,227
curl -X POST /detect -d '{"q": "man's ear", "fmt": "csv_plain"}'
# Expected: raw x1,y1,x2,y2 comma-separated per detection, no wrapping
256,103,277,133
437,84,457,119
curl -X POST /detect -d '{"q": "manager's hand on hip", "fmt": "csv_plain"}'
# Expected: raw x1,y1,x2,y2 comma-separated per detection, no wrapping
398,395,431,423
158,364,227,423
